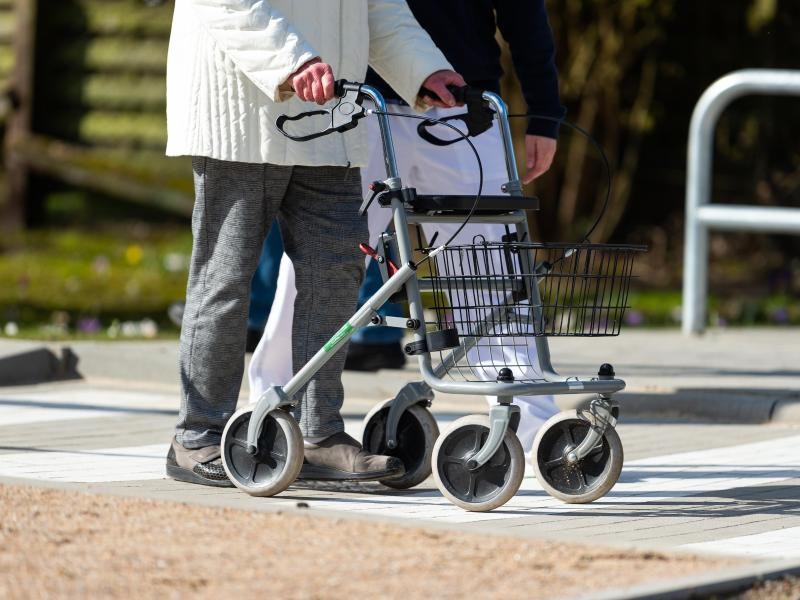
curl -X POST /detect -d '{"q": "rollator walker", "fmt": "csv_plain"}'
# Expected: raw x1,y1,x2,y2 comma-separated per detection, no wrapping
221,81,644,511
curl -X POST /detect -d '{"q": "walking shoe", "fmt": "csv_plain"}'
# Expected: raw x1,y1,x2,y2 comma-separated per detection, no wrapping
344,341,406,371
298,432,405,481
166,436,234,487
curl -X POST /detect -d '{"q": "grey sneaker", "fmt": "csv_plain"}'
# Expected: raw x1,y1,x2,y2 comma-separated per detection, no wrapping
166,436,234,487
299,432,405,482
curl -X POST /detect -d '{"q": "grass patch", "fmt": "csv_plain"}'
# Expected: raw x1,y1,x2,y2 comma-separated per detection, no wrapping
0,226,797,341
625,288,800,327
0,225,190,336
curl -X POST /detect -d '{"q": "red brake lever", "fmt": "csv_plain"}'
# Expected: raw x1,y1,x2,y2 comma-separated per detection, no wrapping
359,243,399,276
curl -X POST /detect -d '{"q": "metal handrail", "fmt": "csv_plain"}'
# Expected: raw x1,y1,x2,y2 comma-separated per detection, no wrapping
682,69,800,335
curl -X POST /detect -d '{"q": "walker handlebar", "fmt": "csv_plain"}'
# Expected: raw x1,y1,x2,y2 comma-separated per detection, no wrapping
275,80,522,192
276,81,493,145
275,80,367,142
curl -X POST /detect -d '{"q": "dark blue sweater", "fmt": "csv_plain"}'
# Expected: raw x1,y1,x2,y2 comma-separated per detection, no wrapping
366,0,565,138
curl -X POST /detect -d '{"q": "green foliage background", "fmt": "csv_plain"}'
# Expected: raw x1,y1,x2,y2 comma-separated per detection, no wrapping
1,0,799,335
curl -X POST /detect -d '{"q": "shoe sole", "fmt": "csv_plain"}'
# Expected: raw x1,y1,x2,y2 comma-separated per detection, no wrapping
166,462,235,488
297,463,405,482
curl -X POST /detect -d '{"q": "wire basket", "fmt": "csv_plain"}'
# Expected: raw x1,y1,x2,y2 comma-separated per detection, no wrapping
422,242,646,340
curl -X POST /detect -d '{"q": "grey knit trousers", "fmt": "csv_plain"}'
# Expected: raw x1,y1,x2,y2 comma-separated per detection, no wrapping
175,157,366,449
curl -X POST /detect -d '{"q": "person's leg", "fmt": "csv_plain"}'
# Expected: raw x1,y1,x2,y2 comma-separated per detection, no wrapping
248,253,296,401
400,107,559,452
466,336,559,460
176,158,287,449
278,165,367,438
170,158,289,487
353,260,403,345
278,164,403,480
246,220,284,351
504,392,559,462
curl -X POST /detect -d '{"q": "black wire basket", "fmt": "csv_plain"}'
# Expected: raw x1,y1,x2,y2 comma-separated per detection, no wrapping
422,242,646,340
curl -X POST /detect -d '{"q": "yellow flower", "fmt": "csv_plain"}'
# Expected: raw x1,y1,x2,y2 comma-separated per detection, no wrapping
125,245,144,266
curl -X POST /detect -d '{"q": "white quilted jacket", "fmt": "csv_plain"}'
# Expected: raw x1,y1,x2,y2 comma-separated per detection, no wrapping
165,0,451,167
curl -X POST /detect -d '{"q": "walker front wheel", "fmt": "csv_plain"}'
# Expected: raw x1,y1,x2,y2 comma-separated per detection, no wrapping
221,405,304,497
432,414,524,512
532,410,623,504
362,398,439,489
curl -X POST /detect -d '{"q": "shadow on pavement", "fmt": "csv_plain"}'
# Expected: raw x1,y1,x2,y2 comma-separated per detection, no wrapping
0,347,82,386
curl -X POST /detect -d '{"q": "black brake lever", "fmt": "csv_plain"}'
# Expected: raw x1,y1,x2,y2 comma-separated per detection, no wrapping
419,84,469,105
417,85,494,146
276,80,367,142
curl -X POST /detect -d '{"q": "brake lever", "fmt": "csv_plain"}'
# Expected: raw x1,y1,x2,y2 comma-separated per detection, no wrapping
419,84,469,105
276,80,367,142
417,85,495,146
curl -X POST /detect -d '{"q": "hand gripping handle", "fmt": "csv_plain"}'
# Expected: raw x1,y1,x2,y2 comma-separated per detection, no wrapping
419,83,470,105
276,80,367,142
417,85,495,146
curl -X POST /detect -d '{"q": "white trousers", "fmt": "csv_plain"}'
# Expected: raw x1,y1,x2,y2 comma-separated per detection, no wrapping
248,105,558,456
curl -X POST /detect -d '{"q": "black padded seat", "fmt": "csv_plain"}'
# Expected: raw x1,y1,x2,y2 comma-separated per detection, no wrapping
407,194,540,215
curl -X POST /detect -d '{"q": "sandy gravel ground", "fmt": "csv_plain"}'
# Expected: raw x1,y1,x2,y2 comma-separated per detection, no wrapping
737,577,800,599
0,484,740,599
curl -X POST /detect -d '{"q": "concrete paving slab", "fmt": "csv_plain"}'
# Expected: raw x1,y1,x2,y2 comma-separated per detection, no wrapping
683,526,800,559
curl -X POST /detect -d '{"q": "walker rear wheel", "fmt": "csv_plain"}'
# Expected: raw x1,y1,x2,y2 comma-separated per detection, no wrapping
432,414,524,512
362,399,439,489
532,410,623,504
221,405,304,497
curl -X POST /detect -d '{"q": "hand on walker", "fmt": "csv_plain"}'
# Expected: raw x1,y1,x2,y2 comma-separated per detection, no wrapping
289,58,336,105
522,135,557,183
420,70,467,108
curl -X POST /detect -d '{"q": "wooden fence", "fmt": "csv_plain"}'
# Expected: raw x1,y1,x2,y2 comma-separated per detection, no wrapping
1,0,193,232
0,0,13,97
0,0,17,226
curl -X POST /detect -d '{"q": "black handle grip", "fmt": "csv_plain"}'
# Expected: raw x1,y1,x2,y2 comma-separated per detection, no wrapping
333,79,347,98
276,81,366,142
416,85,494,146
420,84,469,104
275,110,330,142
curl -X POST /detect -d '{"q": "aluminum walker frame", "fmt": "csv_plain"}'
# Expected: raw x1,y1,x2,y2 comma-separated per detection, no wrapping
234,82,637,507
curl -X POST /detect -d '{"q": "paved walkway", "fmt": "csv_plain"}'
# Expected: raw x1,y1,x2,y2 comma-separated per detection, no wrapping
1,328,799,563
3,328,799,420
1,382,799,561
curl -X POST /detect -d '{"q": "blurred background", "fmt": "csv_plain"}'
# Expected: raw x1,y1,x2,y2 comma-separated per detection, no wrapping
0,0,797,341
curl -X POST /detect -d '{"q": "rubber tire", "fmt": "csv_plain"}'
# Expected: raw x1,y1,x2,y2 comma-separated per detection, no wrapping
532,409,623,504
361,398,439,489
221,405,304,497
432,414,525,512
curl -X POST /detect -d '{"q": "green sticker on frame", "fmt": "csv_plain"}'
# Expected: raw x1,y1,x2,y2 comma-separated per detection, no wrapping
323,322,354,352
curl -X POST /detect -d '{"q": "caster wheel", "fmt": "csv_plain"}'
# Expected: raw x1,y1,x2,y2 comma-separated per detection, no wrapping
221,405,304,497
532,410,623,504
432,414,524,512
362,398,439,489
